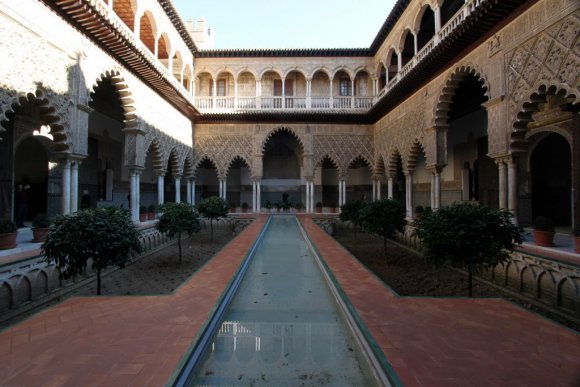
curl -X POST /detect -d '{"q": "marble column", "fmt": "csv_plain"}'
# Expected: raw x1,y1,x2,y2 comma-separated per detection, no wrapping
507,157,518,225
405,173,413,219
186,180,192,204
157,174,164,205
175,176,181,203
70,161,79,213
61,160,71,215
387,175,394,199
130,169,140,222
497,159,508,210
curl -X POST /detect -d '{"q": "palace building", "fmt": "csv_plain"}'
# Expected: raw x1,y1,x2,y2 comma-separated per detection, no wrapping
0,0,578,229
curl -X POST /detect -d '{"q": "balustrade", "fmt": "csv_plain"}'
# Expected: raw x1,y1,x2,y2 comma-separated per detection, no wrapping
191,0,485,113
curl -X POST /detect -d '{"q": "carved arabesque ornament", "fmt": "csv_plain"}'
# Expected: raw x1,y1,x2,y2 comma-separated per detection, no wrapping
194,135,254,179
313,135,373,178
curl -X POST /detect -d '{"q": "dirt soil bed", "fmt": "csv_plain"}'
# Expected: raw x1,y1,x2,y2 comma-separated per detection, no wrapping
72,227,234,296
333,226,579,332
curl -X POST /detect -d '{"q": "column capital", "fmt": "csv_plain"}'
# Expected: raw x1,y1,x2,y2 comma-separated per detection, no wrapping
425,164,443,174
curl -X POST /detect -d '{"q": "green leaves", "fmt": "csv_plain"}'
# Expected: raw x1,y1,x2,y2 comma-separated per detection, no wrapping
157,202,201,263
42,208,141,295
414,202,522,295
196,196,229,221
360,199,407,239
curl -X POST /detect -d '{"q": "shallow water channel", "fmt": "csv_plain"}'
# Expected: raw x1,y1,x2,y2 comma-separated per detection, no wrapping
189,216,378,386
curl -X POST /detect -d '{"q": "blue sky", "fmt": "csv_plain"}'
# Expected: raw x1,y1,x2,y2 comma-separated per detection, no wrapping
172,0,396,49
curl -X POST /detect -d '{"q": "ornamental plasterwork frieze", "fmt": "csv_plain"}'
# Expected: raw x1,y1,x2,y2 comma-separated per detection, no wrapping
313,135,373,177
194,135,254,179
506,13,580,126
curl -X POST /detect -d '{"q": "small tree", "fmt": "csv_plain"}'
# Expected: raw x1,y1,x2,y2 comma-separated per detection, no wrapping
157,202,201,263
360,199,406,260
197,196,229,241
339,200,367,240
42,208,141,295
414,202,522,297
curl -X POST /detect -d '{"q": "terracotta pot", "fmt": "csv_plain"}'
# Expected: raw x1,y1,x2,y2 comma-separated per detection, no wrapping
32,227,50,243
139,213,148,222
0,232,17,250
533,230,555,247
315,207,322,213
575,236,580,254
242,207,248,213
330,208,336,213
148,212,156,220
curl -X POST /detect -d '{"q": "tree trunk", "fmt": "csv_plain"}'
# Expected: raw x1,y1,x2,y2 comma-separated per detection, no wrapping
383,235,388,262
178,232,182,264
97,268,101,295
468,267,473,298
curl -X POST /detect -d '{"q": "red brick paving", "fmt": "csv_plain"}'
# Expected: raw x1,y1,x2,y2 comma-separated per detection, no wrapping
1,214,579,386
298,215,580,386
0,215,268,386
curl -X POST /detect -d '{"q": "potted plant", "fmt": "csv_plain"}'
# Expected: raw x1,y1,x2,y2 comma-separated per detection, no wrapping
32,213,51,243
573,225,580,254
533,216,555,247
139,205,147,222
241,202,249,213
274,201,282,212
265,200,272,213
229,202,237,213
147,204,157,220
0,218,18,249
315,202,323,213
295,202,304,212
282,201,291,212
329,203,337,213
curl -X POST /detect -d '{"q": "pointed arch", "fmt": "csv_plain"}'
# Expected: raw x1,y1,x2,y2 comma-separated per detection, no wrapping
261,127,305,155
182,154,194,179
0,88,72,154
166,147,181,176
226,155,252,177
145,139,164,173
387,148,403,176
407,139,426,172
433,64,490,128
90,70,137,128
511,84,578,153
374,153,387,176
193,155,218,177
139,10,158,54
347,155,373,173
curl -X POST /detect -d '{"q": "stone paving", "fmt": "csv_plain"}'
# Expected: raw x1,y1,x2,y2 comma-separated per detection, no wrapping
0,214,578,386
298,215,580,386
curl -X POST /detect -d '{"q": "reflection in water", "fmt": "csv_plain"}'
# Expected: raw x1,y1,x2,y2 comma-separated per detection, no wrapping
192,216,374,386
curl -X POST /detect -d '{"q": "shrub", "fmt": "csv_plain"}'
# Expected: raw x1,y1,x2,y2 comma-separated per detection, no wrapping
0,219,17,233
360,199,406,259
241,202,249,209
32,213,51,228
414,202,522,297
197,196,229,241
339,200,367,239
157,202,200,263
534,216,554,232
42,208,141,295
139,205,147,214
315,202,323,208
147,204,156,213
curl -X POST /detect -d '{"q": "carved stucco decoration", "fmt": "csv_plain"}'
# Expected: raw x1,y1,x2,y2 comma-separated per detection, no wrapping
313,135,373,178
507,13,580,152
88,69,138,129
194,135,254,179
377,104,428,174
0,87,73,155
141,121,191,177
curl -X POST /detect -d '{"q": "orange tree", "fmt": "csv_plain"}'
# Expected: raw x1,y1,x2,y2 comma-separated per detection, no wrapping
42,207,141,295
414,202,522,297
157,202,201,263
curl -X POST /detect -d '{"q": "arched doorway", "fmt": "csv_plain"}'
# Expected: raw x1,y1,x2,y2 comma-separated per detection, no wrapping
530,133,571,227
0,93,60,221
195,157,219,201
226,157,251,211
346,157,372,203
318,156,339,209
86,76,127,209
14,136,50,223
443,72,495,207
262,129,303,206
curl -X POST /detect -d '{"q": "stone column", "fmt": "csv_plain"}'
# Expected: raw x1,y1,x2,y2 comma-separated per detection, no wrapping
175,176,181,203
130,169,141,222
338,180,343,207
387,175,394,199
186,179,192,204
372,180,377,201
497,158,508,210
257,181,261,211
305,181,310,213
405,172,413,219
157,173,164,205
191,180,196,205
413,32,418,55
377,179,382,200
70,161,79,213
507,157,518,225
61,160,71,215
